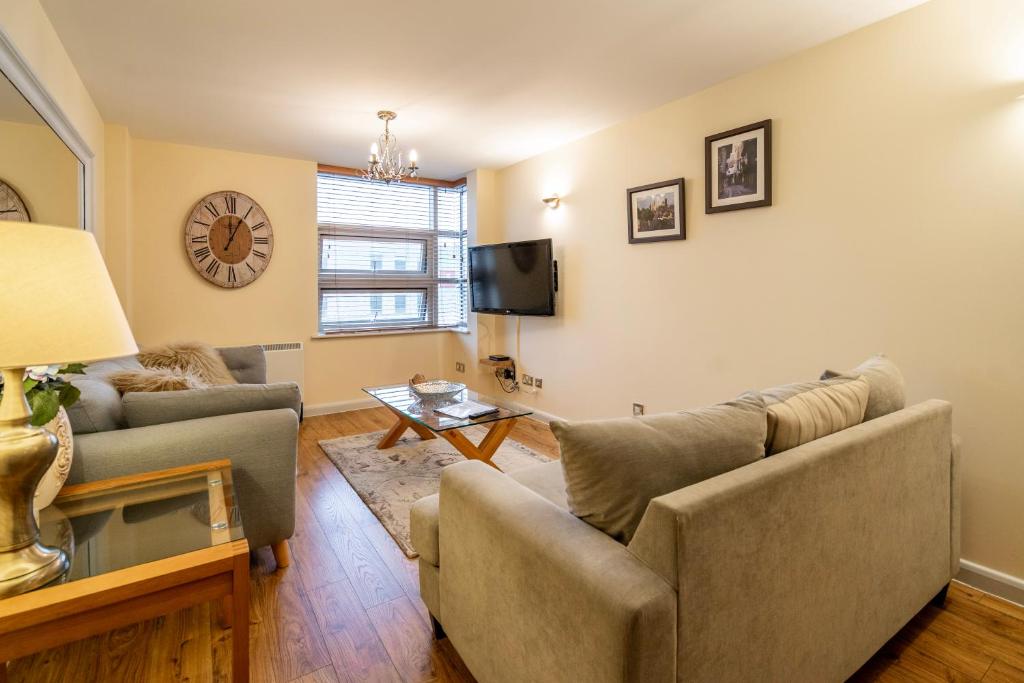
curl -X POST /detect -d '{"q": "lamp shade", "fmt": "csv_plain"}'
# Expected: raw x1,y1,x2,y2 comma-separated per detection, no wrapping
0,222,137,368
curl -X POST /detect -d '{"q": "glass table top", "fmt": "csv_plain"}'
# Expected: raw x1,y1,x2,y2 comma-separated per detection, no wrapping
36,462,243,587
363,383,533,432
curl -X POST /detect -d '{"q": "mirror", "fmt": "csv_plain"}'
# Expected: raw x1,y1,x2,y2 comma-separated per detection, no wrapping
0,69,83,228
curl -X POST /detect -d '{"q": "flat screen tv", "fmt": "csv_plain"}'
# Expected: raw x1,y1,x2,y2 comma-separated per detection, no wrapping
469,239,556,316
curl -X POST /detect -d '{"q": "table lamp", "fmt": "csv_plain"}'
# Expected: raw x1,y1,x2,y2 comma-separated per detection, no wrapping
0,223,137,597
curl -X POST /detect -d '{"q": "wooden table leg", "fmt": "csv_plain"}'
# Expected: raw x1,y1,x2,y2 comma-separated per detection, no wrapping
477,418,517,460
377,408,436,449
231,549,250,683
438,418,518,470
1,660,7,683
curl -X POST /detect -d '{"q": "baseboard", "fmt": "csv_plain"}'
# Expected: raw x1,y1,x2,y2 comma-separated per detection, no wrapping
503,399,563,424
957,559,1024,606
304,398,378,416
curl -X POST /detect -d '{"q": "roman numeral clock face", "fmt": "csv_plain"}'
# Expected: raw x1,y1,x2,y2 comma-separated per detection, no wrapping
0,180,31,222
185,190,273,288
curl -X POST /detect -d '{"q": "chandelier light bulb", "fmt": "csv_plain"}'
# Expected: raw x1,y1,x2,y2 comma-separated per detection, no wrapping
363,110,418,184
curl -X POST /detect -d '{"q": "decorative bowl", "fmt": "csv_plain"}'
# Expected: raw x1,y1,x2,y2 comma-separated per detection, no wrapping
410,380,466,405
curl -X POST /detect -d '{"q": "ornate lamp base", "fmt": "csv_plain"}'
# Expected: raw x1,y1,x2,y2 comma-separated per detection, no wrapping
0,367,71,598
0,542,68,598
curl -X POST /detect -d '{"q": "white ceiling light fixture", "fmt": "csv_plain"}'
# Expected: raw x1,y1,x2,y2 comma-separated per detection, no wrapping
364,110,419,184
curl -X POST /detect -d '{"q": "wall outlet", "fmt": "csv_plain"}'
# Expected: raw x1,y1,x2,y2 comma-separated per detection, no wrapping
455,361,466,373
534,378,543,389
632,403,645,416
522,375,534,386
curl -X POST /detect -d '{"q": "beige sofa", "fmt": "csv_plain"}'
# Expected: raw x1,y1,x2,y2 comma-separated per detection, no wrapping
410,399,960,682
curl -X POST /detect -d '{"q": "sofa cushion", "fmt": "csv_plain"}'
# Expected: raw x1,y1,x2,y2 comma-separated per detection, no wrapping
822,354,905,420
123,382,302,428
765,376,870,454
550,391,766,544
507,460,569,510
138,342,238,385
218,345,267,384
760,376,856,406
64,356,143,433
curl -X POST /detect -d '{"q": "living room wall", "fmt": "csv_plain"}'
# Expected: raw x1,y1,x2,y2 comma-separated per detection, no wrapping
482,0,1024,582
115,134,445,408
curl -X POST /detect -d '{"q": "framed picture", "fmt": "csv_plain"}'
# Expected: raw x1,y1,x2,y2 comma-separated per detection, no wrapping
626,178,685,244
705,119,772,213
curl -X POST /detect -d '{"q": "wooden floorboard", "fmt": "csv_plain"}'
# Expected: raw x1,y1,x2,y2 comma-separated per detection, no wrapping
6,407,1023,682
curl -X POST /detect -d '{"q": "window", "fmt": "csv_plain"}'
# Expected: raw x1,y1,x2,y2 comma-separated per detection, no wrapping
317,172,468,334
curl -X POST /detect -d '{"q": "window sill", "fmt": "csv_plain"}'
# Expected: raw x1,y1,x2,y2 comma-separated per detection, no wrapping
312,326,469,340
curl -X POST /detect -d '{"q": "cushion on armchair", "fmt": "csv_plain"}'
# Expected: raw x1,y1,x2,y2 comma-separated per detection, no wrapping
122,382,302,428
217,345,267,384
64,356,144,433
550,391,766,543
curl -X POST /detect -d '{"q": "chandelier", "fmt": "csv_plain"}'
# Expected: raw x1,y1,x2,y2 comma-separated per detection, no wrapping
364,110,419,184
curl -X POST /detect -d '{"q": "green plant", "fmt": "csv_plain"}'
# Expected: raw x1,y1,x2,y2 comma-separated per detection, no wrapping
0,364,86,427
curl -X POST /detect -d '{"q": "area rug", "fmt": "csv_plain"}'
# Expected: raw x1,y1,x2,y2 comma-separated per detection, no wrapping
319,427,552,558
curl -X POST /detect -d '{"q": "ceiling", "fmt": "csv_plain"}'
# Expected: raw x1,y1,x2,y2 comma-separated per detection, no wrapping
40,0,926,179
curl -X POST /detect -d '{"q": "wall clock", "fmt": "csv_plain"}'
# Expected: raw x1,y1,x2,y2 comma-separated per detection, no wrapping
0,179,31,222
185,190,274,288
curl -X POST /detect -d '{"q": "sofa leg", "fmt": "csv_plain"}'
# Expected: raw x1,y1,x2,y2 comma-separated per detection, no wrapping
930,583,950,608
430,614,446,640
271,540,291,569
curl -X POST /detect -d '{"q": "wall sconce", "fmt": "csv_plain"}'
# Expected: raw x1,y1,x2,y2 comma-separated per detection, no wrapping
542,194,561,209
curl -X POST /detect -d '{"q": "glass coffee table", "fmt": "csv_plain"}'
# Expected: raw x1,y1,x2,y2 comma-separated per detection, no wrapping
0,459,250,683
364,384,533,469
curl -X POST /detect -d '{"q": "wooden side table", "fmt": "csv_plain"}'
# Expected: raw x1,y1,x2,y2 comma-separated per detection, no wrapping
0,460,250,682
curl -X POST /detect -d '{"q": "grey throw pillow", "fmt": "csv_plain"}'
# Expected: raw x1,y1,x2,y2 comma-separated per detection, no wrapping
822,354,905,421
63,355,144,433
551,391,766,544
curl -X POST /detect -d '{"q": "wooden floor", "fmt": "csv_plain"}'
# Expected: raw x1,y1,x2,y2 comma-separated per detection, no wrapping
7,408,1024,682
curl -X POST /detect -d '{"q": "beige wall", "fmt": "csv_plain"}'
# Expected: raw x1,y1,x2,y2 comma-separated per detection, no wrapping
121,136,444,407
103,124,133,314
442,169,511,389
0,119,79,226
482,0,1024,579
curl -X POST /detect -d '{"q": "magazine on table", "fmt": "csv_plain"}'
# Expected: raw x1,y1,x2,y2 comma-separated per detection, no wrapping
434,400,500,420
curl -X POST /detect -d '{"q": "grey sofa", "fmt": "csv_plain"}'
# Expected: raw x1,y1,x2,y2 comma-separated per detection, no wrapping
411,399,960,682
65,345,300,565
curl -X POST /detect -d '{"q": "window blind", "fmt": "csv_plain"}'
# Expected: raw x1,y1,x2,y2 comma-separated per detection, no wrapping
317,172,468,334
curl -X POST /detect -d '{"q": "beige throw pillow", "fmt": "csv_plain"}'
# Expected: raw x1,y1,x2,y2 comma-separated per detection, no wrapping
551,391,767,544
766,376,870,454
138,342,238,386
108,368,207,393
822,354,905,421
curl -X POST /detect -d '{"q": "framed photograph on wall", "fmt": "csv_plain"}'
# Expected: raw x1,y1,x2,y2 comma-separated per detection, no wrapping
626,177,685,244
705,119,772,213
